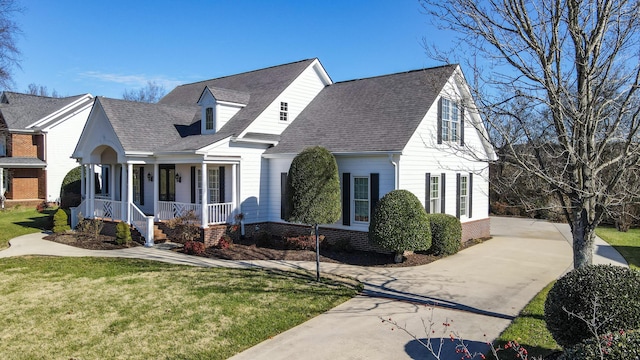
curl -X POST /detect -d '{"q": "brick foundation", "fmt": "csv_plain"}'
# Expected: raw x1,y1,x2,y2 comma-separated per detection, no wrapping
202,225,228,247
461,218,491,241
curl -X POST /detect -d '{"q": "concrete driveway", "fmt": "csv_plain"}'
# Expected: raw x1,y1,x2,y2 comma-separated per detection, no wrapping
0,217,627,359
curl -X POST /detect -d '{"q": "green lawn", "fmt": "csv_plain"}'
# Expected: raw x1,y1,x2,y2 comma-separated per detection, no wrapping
595,227,640,270
0,257,360,360
0,206,54,249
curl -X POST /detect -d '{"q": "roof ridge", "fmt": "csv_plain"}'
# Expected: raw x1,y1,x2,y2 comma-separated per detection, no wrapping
173,58,317,88
334,64,458,85
2,91,89,100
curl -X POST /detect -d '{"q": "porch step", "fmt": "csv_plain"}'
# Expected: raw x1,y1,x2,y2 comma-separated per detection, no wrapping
153,224,168,243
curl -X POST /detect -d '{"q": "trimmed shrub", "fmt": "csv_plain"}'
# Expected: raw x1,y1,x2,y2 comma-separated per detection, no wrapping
52,209,70,233
216,234,233,249
544,265,640,348
369,190,431,259
166,210,201,244
115,222,132,245
60,166,82,209
427,213,461,256
560,330,640,359
184,241,206,256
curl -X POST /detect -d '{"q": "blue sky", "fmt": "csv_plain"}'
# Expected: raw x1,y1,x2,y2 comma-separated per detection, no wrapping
11,0,454,98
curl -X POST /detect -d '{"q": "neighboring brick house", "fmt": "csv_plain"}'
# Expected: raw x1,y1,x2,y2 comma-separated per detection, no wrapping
73,58,495,249
0,92,93,206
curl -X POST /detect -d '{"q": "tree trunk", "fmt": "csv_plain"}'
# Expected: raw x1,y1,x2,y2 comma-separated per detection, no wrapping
572,209,596,268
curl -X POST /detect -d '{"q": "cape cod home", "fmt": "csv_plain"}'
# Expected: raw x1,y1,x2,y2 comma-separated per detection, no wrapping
71,58,495,249
0,92,94,207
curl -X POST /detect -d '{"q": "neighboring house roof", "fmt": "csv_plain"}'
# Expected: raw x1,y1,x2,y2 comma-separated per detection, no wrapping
0,92,87,130
0,157,46,168
264,64,457,155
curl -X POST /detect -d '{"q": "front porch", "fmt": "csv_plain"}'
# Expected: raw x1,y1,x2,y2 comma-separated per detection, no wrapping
72,152,240,246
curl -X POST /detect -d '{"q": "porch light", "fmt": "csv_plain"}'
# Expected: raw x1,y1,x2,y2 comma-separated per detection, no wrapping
175,173,182,183
147,172,153,182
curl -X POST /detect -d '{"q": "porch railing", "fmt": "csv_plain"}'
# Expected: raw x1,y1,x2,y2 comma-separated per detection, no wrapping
208,202,233,225
94,199,122,221
70,199,86,229
130,203,154,247
157,201,201,221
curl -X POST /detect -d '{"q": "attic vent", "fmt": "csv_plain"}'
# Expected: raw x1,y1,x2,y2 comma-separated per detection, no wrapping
279,102,288,121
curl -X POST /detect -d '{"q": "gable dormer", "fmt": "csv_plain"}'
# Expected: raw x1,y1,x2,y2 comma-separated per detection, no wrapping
197,86,249,134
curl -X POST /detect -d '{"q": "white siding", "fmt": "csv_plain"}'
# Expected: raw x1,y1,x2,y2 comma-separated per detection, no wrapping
399,77,491,223
265,155,395,232
242,62,328,136
45,106,92,201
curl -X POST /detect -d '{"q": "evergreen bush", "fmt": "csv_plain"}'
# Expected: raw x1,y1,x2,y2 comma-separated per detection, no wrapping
368,190,431,261
52,209,70,233
59,166,82,209
560,330,640,359
115,221,132,245
544,265,640,348
427,213,461,256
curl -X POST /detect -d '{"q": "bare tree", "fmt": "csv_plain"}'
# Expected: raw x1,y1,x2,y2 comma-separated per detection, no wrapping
26,83,59,97
0,0,21,90
421,0,640,268
122,81,166,103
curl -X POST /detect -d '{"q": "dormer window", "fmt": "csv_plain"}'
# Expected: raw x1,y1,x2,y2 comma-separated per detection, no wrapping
280,102,288,121
205,107,214,130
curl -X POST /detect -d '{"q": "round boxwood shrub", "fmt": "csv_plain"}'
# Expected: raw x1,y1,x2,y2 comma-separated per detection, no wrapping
115,222,132,245
544,265,640,348
368,190,431,261
52,209,70,233
427,213,461,256
560,330,640,359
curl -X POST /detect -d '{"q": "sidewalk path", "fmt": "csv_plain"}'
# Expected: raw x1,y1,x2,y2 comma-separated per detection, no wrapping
0,217,627,359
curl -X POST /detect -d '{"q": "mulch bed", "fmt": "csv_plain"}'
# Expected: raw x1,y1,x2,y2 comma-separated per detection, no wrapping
45,231,487,267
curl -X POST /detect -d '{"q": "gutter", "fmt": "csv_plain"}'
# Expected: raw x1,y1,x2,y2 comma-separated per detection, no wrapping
388,154,399,190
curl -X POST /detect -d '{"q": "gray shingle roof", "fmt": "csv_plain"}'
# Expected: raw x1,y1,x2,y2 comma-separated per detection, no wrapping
157,58,316,151
265,65,457,155
97,97,197,152
205,87,250,105
0,92,86,130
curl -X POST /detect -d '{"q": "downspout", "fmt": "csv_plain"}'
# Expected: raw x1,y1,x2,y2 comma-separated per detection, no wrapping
388,154,399,190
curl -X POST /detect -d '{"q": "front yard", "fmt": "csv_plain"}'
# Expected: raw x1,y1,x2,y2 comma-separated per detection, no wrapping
0,206,53,249
0,257,360,359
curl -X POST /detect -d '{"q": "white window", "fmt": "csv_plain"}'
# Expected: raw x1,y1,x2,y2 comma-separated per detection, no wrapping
197,168,220,204
354,176,369,222
205,107,214,130
430,175,440,214
441,98,460,142
460,175,469,217
280,102,288,121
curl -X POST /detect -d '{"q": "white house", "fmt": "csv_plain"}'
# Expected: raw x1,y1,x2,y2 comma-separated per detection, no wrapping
71,58,495,249
0,92,94,205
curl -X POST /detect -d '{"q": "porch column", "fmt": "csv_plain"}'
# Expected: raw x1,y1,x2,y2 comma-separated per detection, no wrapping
120,163,127,223
127,163,133,224
89,164,96,217
110,164,116,201
231,163,238,212
80,164,85,200
201,163,208,228
153,163,159,221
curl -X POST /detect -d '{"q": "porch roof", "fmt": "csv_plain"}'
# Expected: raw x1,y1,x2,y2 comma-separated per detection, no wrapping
0,157,46,168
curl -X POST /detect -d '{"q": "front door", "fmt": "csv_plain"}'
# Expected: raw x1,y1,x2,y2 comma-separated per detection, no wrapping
159,165,175,201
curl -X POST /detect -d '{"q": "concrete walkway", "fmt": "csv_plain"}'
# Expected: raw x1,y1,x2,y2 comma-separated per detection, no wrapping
0,217,628,359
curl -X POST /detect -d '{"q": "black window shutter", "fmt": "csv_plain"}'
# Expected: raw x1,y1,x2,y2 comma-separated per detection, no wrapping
342,173,351,226
437,98,443,144
456,173,461,219
468,173,473,218
425,173,431,213
441,173,446,213
190,166,196,203
280,172,288,220
219,166,225,203
459,106,465,146
139,166,144,206
370,173,379,218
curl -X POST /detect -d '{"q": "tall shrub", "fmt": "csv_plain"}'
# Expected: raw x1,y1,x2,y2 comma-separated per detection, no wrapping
286,146,341,280
115,221,132,245
369,190,431,262
427,213,461,256
60,166,82,209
